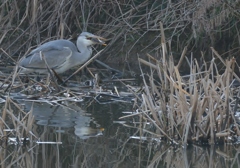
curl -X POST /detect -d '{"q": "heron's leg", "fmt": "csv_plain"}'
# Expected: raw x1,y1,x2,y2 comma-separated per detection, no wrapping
46,74,50,84
40,52,61,91
51,69,67,86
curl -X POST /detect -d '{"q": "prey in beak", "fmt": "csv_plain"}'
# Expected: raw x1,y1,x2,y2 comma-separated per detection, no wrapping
87,35,107,46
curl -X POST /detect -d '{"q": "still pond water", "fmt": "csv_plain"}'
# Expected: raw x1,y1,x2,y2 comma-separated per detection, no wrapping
1,96,239,168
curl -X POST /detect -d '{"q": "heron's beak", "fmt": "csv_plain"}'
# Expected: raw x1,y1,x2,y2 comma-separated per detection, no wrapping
91,36,107,46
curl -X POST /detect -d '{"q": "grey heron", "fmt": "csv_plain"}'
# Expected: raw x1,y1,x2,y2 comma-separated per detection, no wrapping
19,32,106,74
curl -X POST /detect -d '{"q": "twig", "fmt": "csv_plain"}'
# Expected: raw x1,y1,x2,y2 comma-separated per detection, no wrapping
63,49,104,84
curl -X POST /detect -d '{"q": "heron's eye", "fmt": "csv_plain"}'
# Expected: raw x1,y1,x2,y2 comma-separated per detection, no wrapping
86,37,92,40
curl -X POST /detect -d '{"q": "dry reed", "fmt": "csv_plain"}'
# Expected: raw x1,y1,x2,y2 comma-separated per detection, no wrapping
130,23,240,145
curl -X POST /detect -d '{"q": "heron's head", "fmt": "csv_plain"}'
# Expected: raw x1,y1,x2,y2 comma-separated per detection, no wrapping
78,32,107,46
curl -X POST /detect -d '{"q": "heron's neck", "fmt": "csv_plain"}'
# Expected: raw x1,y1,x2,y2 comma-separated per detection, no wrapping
76,40,92,56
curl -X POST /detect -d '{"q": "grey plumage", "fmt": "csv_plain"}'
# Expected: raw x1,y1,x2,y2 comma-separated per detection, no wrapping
19,32,106,74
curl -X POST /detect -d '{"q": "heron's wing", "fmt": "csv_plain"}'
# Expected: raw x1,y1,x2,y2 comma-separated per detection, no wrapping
28,40,77,54
20,46,72,70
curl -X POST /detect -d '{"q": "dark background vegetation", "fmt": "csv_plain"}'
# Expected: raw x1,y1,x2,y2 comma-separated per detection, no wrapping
1,0,240,71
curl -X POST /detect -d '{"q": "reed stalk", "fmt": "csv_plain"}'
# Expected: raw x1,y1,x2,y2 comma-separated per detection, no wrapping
137,23,239,145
